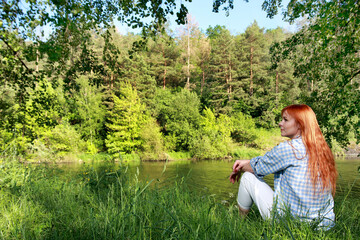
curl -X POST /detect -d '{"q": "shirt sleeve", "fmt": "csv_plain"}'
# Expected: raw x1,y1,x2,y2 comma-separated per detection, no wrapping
250,141,295,178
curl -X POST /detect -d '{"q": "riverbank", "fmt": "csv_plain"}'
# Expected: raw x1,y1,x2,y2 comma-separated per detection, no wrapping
50,142,360,164
16,128,360,164
0,162,359,239
37,147,265,164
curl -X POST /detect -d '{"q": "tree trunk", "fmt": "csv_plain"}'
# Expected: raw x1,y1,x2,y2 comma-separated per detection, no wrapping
36,43,39,72
186,21,191,89
276,71,279,95
276,71,279,107
162,46,167,89
250,46,254,96
163,64,167,89
228,54,232,101
201,69,205,95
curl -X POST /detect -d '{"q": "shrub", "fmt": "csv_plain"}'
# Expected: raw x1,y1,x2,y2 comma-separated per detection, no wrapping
230,111,257,145
190,108,234,159
139,117,166,160
41,121,86,156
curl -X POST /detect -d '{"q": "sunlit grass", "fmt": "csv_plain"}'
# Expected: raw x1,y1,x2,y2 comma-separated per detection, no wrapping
167,151,192,160
0,162,359,239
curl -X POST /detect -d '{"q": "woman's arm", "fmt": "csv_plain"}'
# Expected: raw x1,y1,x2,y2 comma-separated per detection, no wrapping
230,141,292,183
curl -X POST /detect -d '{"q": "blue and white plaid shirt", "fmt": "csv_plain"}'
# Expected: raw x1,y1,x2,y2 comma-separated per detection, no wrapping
250,137,335,228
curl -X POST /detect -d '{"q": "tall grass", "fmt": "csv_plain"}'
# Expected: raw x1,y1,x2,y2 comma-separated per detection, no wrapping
0,162,359,239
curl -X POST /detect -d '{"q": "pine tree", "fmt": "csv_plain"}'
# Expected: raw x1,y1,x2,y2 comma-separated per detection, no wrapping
236,21,272,119
206,25,238,114
71,75,106,148
147,31,182,89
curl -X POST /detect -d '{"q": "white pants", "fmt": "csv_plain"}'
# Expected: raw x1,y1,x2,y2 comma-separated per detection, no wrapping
237,172,274,219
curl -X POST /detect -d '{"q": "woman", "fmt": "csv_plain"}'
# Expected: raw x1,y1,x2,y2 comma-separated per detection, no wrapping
229,104,337,228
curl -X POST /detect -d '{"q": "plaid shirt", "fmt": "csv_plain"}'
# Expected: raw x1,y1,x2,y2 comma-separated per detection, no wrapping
250,137,335,228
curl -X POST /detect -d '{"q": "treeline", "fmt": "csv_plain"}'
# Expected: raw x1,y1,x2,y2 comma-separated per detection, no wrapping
1,20,301,161
1,0,359,163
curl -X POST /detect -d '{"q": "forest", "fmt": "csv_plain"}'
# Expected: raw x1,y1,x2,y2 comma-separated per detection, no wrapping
1,0,359,162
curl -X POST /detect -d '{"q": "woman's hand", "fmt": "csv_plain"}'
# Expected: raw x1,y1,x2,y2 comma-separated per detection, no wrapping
229,170,241,184
229,160,254,184
232,160,251,173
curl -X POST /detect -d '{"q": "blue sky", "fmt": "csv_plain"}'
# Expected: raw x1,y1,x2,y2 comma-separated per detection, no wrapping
117,0,297,35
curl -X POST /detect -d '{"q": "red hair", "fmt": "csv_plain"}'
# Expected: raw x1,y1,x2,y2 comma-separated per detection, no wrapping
282,104,337,195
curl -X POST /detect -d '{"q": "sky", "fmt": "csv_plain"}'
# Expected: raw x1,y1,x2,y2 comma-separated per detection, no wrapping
117,0,298,35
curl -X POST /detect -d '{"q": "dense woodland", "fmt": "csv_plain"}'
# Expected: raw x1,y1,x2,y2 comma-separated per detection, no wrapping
1,0,359,161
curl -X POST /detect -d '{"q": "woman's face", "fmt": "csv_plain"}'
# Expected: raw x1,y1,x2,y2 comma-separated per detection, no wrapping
279,110,301,139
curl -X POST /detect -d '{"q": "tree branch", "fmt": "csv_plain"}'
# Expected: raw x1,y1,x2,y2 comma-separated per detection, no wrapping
0,36,30,71
350,69,360,82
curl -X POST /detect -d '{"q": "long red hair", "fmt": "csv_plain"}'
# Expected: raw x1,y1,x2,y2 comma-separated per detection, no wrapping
282,104,337,195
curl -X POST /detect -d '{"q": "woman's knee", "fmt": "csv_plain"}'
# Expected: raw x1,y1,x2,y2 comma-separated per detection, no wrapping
241,171,256,182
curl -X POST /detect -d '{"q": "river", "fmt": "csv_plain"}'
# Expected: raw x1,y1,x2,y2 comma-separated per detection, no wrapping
61,158,360,201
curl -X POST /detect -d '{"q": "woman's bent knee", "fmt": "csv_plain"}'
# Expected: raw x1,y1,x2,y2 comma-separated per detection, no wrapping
241,171,258,184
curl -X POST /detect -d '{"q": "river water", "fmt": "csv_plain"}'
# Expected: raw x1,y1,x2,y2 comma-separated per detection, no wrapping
134,159,360,201
62,158,360,201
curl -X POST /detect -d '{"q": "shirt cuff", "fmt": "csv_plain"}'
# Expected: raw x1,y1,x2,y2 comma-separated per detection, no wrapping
250,156,265,179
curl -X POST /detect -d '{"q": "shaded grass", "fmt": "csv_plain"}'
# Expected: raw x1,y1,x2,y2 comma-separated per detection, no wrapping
0,163,359,239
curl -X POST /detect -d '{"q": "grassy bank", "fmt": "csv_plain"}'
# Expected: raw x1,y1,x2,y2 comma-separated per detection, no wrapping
0,162,359,239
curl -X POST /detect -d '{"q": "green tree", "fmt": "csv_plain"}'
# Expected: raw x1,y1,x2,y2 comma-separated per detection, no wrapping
24,78,61,139
196,35,211,96
190,107,233,159
71,76,106,150
139,117,165,160
255,27,300,127
177,14,204,90
147,31,182,89
212,0,359,143
266,0,360,145
0,0,191,147
266,28,299,108
105,83,145,155
117,51,157,108
206,25,238,114
154,89,201,151
237,22,271,117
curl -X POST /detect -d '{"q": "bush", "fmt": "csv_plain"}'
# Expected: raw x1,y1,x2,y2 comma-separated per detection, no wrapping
27,139,56,162
154,89,201,152
230,111,257,145
40,121,86,156
4,135,31,160
139,117,166,160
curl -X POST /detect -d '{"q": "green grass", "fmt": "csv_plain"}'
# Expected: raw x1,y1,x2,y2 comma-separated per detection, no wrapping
0,162,359,239
167,151,192,160
231,146,264,159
